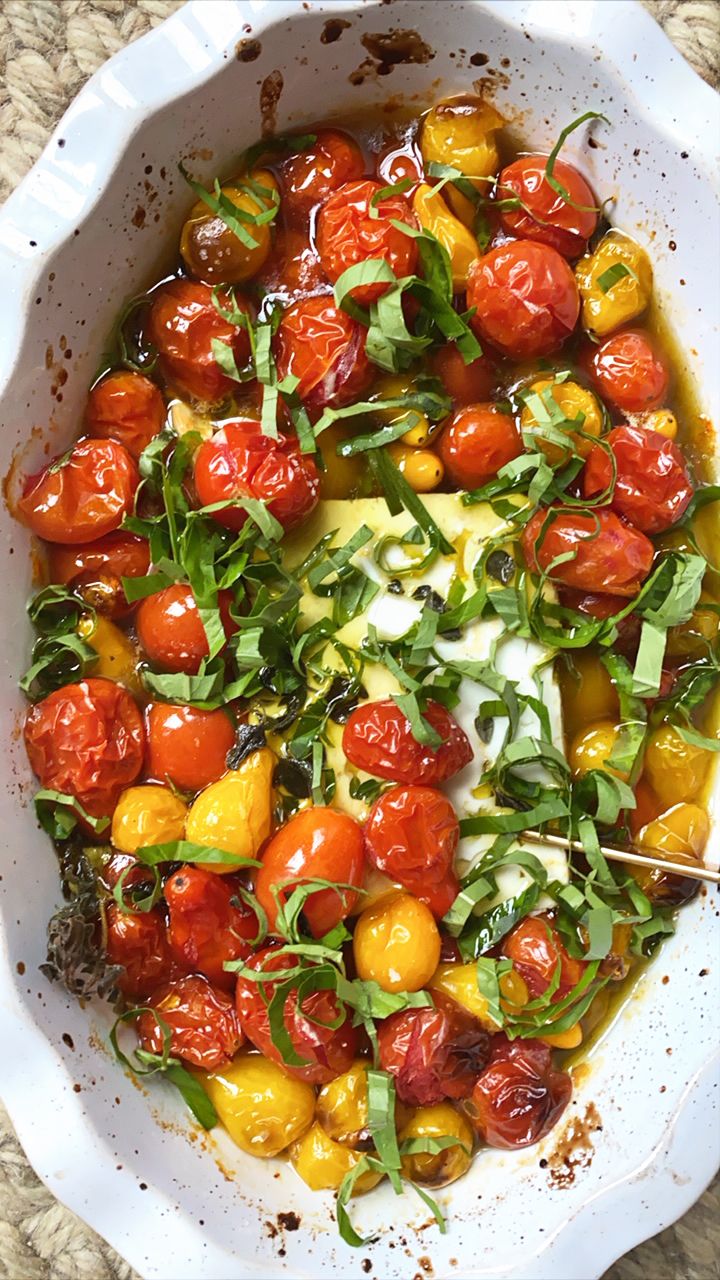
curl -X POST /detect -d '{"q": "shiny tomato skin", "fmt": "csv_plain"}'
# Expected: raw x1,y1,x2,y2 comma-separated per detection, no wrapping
136,583,235,675
582,424,693,534
47,531,150,619
466,240,580,360
256,227,329,302
502,913,585,999
274,296,373,412
164,866,259,991
430,343,497,405
106,905,175,1000
137,973,242,1070
499,156,598,258
147,279,253,404
280,129,365,225
18,439,138,546
521,506,654,597
438,403,523,489
376,144,423,189
342,699,473,786
471,1036,572,1149
193,420,319,533
586,329,669,413
316,179,418,306
417,871,461,920
235,947,358,1084
364,785,459,887
255,807,365,939
24,677,144,818
85,371,166,458
378,996,492,1106
145,703,235,792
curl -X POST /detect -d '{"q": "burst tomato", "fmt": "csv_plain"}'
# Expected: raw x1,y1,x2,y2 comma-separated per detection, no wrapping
145,703,235,792
256,226,329,301
254,807,366,939
438,403,523,489
471,1036,572,1148
85,371,166,458
364,785,459,891
378,996,492,1106
136,583,236,675
585,329,669,412
106,905,175,1000
280,129,365,225
164,866,259,990
466,240,580,360
147,279,253,403
274,296,373,412
582,424,693,534
342,699,473,785
316,179,418,306
498,156,598,258
521,506,654,597
502,913,586,999
47,531,150,619
430,343,497,405
18,439,138,546
137,973,242,1071
193,420,319,533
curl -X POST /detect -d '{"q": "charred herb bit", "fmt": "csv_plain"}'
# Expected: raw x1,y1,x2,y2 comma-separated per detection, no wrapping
226,722,267,769
273,756,314,799
40,843,120,1000
325,675,367,724
485,549,515,585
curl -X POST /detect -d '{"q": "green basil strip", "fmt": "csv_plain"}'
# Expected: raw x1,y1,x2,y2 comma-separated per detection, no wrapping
133,840,260,868
178,162,260,249
459,795,569,836
34,789,110,840
544,111,609,211
369,447,454,555
597,262,638,293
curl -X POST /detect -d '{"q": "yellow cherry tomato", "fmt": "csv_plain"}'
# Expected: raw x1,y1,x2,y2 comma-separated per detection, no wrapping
430,962,528,1031
316,1060,370,1147
575,229,653,338
77,614,140,692
559,650,619,739
643,725,711,806
180,169,278,285
203,1055,314,1157
643,408,678,439
638,802,710,860
387,443,444,492
353,892,441,993
666,589,720,660
185,748,274,872
412,183,480,290
539,1023,583,1050
520,378,604,465
290,1122,383,1193
317,422,366,499
420,95,504,219
111,784,187,854
569,720,628,781
399,1103,473,1187
372,374,441,448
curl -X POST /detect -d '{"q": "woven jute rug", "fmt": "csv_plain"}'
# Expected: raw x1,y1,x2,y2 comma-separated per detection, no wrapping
1,2,718,1278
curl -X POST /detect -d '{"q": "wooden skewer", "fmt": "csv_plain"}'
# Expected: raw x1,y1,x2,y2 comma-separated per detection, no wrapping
520,829,720,885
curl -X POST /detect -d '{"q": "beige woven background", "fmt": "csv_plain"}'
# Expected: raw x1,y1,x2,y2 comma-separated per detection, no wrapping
0,1,718,1277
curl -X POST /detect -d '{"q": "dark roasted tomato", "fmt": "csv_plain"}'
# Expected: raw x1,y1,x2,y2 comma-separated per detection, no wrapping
498,156,598,258
47,531,150,619
256,226,329,301
274,296,373,412
316,179,418,306
470,1036,572,1148
24,677,144,818
147,279,253,403
582,424,693,534
235,947,358,1084
106,905,175,1000
376,144,423,188
584,329,669,413
145,702,235,793
136,584,236,675
378,996,492,1106
342,699,473,785
521,506,654,597
430,343,497,405
466,240,580,360
85,371,166,458
254,807,366,939
438,403,523,489
280,129,365,225
193,420,319,532
364,785,459,892
18,439,138,546
179,172,277,287
164,865,259,991
502,913,586,999
137,973,242,1070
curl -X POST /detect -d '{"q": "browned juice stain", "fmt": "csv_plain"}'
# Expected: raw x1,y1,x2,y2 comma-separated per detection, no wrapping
546,1101,603,1188
350,28,435,85
236,38,262,63
321,18,351,45
260,70,284,138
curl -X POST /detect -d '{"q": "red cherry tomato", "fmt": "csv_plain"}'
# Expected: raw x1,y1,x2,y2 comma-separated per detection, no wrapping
193,420,319,533
471,1036,572,1149
256,226,329,301
378,996,492,1106
559,588,642,656
582,424,693,534
145,703,235,792
316,179,418,306
274,296,373,412
164,866,259,990
342,698,473,785
585,329,669,413
85,371,166,458
137,974,242,1070
136,583,236,675
24,677,144,818
501,913,586,1000
376,144,423,188
235,947,358,1083
466,240,580,359
438,403,523,489
521,506,654,597
280,129,365,225
430,343,497,405
106,905,175,1000
47,531,150,619
498,155,598,258
18,439,138,546
255,807,365,939
147,279,253,403
418,871,461,920
364,785,458,890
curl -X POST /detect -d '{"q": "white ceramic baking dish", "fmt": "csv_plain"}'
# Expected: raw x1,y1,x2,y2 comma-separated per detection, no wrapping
0,2,718,1277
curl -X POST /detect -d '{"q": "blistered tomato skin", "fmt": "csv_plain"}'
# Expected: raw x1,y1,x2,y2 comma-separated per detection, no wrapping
582,424,693,535
137,583,236,675
364,785,459,890
85,371,166,458
316,179,418,306
145,703,235,793
472,1037,572,1149
111,784,187,853
106,905,175,1000
586,329,669,413
48,532,150,619
378,997,492,1107
342,699,473,785
576,230,653,338
274,297,373,412
466,241,580,360
137,974,242,1070
502,914,586,1000
438,404,523,490
412,183,480,290
255,807,366,939
280,129,365,225
18,439,139,546
521,506,654,597
164,866,259,990
147,279,253,403
499,156,598,257
430,344,496,406
194,420,319,533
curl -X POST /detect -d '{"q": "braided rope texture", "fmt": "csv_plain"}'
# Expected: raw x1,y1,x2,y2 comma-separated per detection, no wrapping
0,2,718,1278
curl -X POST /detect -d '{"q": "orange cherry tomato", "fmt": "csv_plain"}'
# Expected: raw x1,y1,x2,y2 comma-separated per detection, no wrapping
24,677,145,818
438,403,523,489
164,865,259,990
501,913,585,999
280,129,365,225
136,583,236,675
498,155,598,258
471,1035,572,1149
255,807,366,939
85,371,166,458
145,703,235,792
137,973,242,1070
378,996,492,1106
47,531,150,619
430,343,497,405
585,329,669,413
106,904,175,1000
18,439,138,546
521,506,654,597
343,699,473,785
376,144,423,189
193,420,319,533
583,424,693,534
147,279,253,404
466,240,580,359
364,785,459,890
274,296,373,412
316,179,418,306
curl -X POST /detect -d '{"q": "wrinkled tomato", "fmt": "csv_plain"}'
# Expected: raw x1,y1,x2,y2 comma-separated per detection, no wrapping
274,296,373,412
137,973,242,1070
471,1035,572,1148
438,403,523,489
466,240,580,360
106,904,175,1000
364,785,459,891
582,423,693,534
254,807,366,939
147,279,253,404
521,506,654,597
498,156,598,258
136,583,236,675
193,420,319,532
280,129,365,225
342,699,473,785
47,531,150,619
18,439,138,546
256,226,329,301
164,866,259,990
585,329,669,413
145,702,235,793
378,995,492,1106
85,371,166,458
502,913,586,999
430,343,497,405
316,179,418,306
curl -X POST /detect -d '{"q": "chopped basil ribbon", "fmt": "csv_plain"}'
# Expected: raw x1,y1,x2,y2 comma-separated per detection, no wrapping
178,161,279,248
133,840,261,868
110,1008,218,1130
368,447,454,555
34,789,110,841
597,261,639,293
544,111,609,211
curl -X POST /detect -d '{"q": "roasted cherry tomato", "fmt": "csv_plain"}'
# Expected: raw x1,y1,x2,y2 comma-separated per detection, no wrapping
378,996,492,1107
137,973,242,1070
430,343,496,405
106,905,175,1000
558,588,642,657
24,677,144,818
18,439,138,546
471,1036,572,1149
235,947,357,1084
418,871,462,920
498,155,598,258
316,179,418,306
164,866,259,990
47,531,150,619
582,424,693,534
376,144,423,188
280,129,365,225
521,506,654,597
254,807,365,939
136,583,236,675
585,329,669,413
502,913,586,1000
274,296,373,412
466,240,580,360
343,699,473,785
147,279,253,403
353,892,441,993
85,371,166,459
364,786,459,895
193,420,319,533
179,171,277,286
438,403,523,489
256,226,329,301
145,702,235,793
